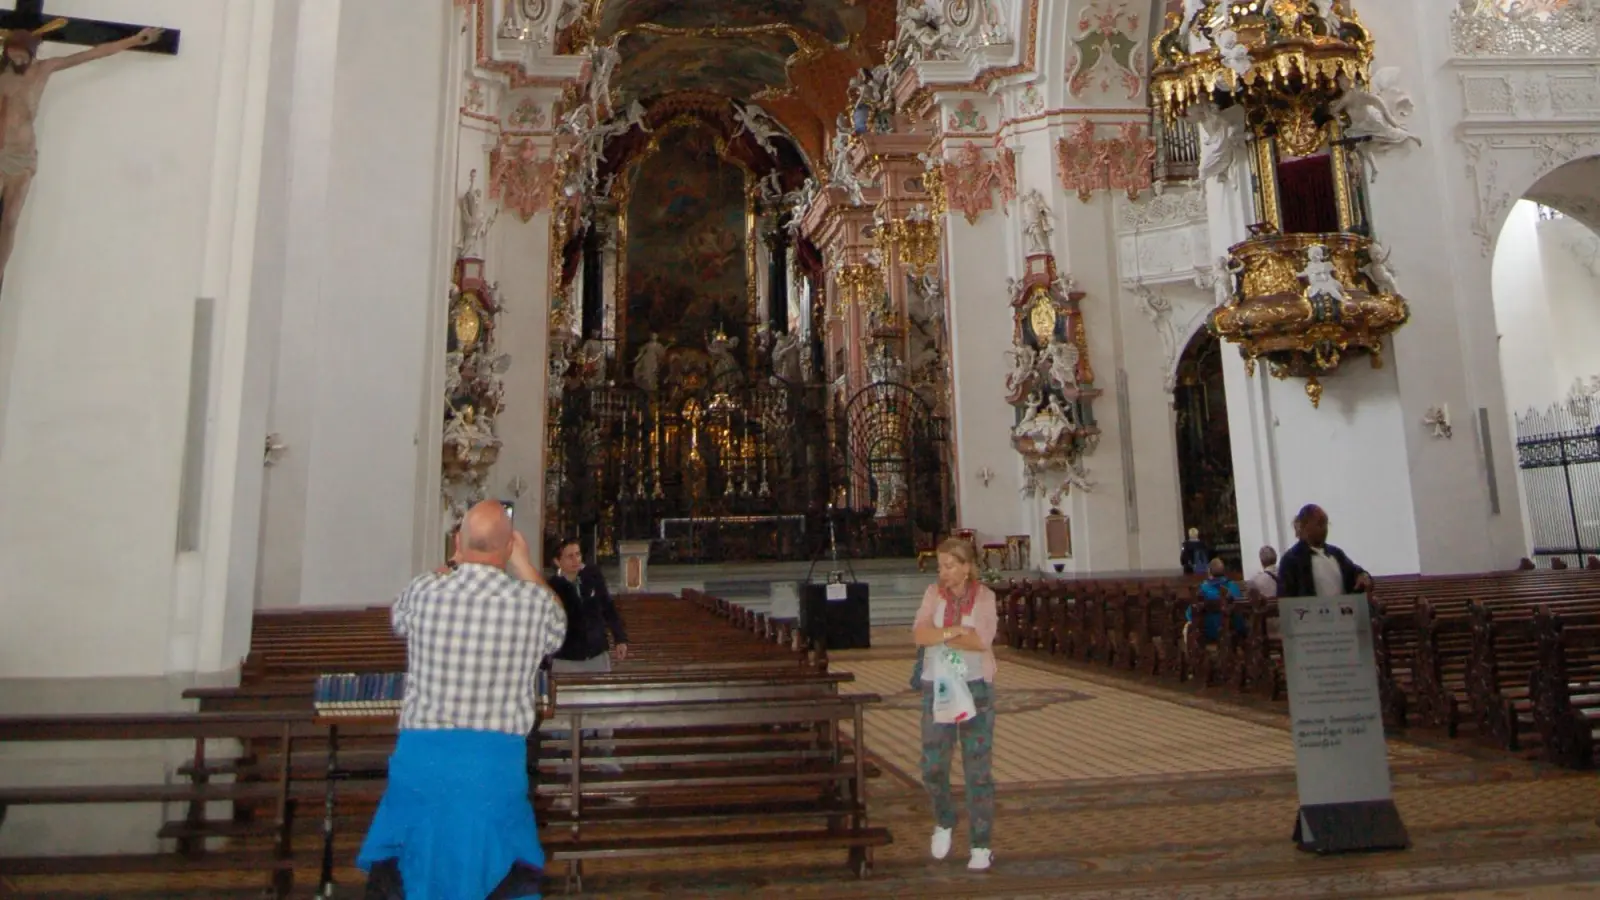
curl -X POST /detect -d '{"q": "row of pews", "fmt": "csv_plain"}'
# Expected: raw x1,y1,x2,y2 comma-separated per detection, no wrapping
0,590,888,896
996,558,1600,767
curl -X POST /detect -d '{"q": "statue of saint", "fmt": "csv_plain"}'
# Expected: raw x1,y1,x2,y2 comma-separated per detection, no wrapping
1,26,164,286
632,333,666,392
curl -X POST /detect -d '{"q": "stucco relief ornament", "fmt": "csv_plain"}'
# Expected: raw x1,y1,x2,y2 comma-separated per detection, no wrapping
489,138,555,222
944,142,1000,224
1423,405,1453,440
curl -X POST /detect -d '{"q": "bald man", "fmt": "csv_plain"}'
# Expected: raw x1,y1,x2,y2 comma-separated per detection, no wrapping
358,500,565,900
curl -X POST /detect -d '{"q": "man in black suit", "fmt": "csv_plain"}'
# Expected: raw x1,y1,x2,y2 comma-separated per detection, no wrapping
547,539,630,775
549,539,629,672
1278,504,1373,598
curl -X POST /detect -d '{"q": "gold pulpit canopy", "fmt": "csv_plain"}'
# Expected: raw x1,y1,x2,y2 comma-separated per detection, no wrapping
1150,0,1411,406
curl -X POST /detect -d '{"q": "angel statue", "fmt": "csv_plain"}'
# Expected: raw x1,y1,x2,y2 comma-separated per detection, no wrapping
1062,457,1096,494
732,100,784,159
632,333,666,392
1333,69,1422,150
457,169,497,259
1363,242,1401,295
898,0,957,62
1004,345,1037,395
1214,29,1253,78
588,43,622,116
1299,244,1346,303
1192,104,1247,183
1047,340,1081,390
829,129,869,206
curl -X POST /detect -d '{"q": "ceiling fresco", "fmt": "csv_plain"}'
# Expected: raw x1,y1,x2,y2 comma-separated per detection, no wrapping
595,0,870,45
564,0,897,166
613,30,805,106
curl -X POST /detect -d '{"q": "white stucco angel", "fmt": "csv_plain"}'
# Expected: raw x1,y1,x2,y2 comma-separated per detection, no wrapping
1191,104,1247,183
1062,457,1096,494
1005,345,1037,395
898,0,957,61
829,130,869,206
444,404,499,459
588,43,621,116
1299,244,1346,303
911,273,947,348
1333,69,1421,149
1363,241,1401,295
732,100,783,159
1022,189,1055,255
1214,29,1253,78
1047,341,1080,390
457,169,497,259
556,101,593,138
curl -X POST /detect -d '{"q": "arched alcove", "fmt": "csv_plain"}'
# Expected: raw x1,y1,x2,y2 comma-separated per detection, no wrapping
1491,154,1600,567
1174,329,1239,569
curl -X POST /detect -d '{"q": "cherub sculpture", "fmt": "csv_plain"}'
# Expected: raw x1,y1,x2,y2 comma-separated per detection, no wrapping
1299,244,1345,303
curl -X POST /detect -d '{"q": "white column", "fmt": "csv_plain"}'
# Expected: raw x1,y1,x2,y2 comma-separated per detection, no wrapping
488,210,555,553
1048,164,1137,573
944,174,1022,543
292,0,456,606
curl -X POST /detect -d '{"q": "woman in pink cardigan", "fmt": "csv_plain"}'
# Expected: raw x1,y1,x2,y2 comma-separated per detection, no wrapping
910,537,998,872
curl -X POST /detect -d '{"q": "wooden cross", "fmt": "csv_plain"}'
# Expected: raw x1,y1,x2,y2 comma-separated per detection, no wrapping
0,0,180,55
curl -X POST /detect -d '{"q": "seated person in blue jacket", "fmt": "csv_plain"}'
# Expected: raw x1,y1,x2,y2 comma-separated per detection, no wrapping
1187,558,1245,641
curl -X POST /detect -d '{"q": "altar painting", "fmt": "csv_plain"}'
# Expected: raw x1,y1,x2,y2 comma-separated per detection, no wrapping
625,130,750,359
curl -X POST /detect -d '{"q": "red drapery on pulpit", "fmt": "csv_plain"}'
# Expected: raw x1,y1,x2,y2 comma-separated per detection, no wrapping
1277,155,1340,235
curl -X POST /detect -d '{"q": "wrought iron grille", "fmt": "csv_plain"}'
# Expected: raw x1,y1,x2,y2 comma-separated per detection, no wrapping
1515,395,1600,566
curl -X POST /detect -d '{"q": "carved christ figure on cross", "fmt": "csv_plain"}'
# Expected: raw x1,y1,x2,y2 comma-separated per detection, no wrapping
0,25,163,285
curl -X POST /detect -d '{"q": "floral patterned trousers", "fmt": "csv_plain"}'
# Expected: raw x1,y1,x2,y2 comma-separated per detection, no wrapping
920,679,996,849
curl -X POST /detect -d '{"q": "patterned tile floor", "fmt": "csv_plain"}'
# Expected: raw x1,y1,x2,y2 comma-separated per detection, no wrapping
7,645,1600,899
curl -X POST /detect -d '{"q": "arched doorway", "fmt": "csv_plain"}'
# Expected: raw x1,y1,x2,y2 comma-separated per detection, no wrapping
1174,330,1240,569
1491,155,1600,567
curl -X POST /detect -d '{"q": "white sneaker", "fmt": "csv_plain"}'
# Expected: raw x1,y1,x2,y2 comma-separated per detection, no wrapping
930,826,953,860
968,848,992,871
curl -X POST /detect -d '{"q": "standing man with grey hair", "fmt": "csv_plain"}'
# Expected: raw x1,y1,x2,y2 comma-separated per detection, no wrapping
1247,545,1280,599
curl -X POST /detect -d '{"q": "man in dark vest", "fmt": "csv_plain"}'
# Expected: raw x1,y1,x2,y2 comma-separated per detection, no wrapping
548,539,630,774
1278,504,1373,598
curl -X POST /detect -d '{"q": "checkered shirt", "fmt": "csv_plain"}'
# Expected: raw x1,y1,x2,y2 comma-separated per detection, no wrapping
392,563,567,735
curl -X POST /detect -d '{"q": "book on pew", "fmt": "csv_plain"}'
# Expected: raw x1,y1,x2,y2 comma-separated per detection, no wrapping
313,672,404,718
1278,594,1410,854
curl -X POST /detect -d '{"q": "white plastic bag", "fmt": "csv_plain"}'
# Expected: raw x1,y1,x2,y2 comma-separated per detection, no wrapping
929,648,977,724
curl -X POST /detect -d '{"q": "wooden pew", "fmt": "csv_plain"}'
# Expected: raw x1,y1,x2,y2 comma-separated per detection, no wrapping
536,693,890,892
0,711,379,898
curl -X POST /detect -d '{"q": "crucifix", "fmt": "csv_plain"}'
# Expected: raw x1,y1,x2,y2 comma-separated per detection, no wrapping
0,1,179,287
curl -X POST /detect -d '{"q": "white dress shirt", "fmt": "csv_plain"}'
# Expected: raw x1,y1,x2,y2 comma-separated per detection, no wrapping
1309,546,1345,597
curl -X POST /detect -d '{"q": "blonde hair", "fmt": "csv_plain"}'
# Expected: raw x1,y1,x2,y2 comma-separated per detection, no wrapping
936,537,977,568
